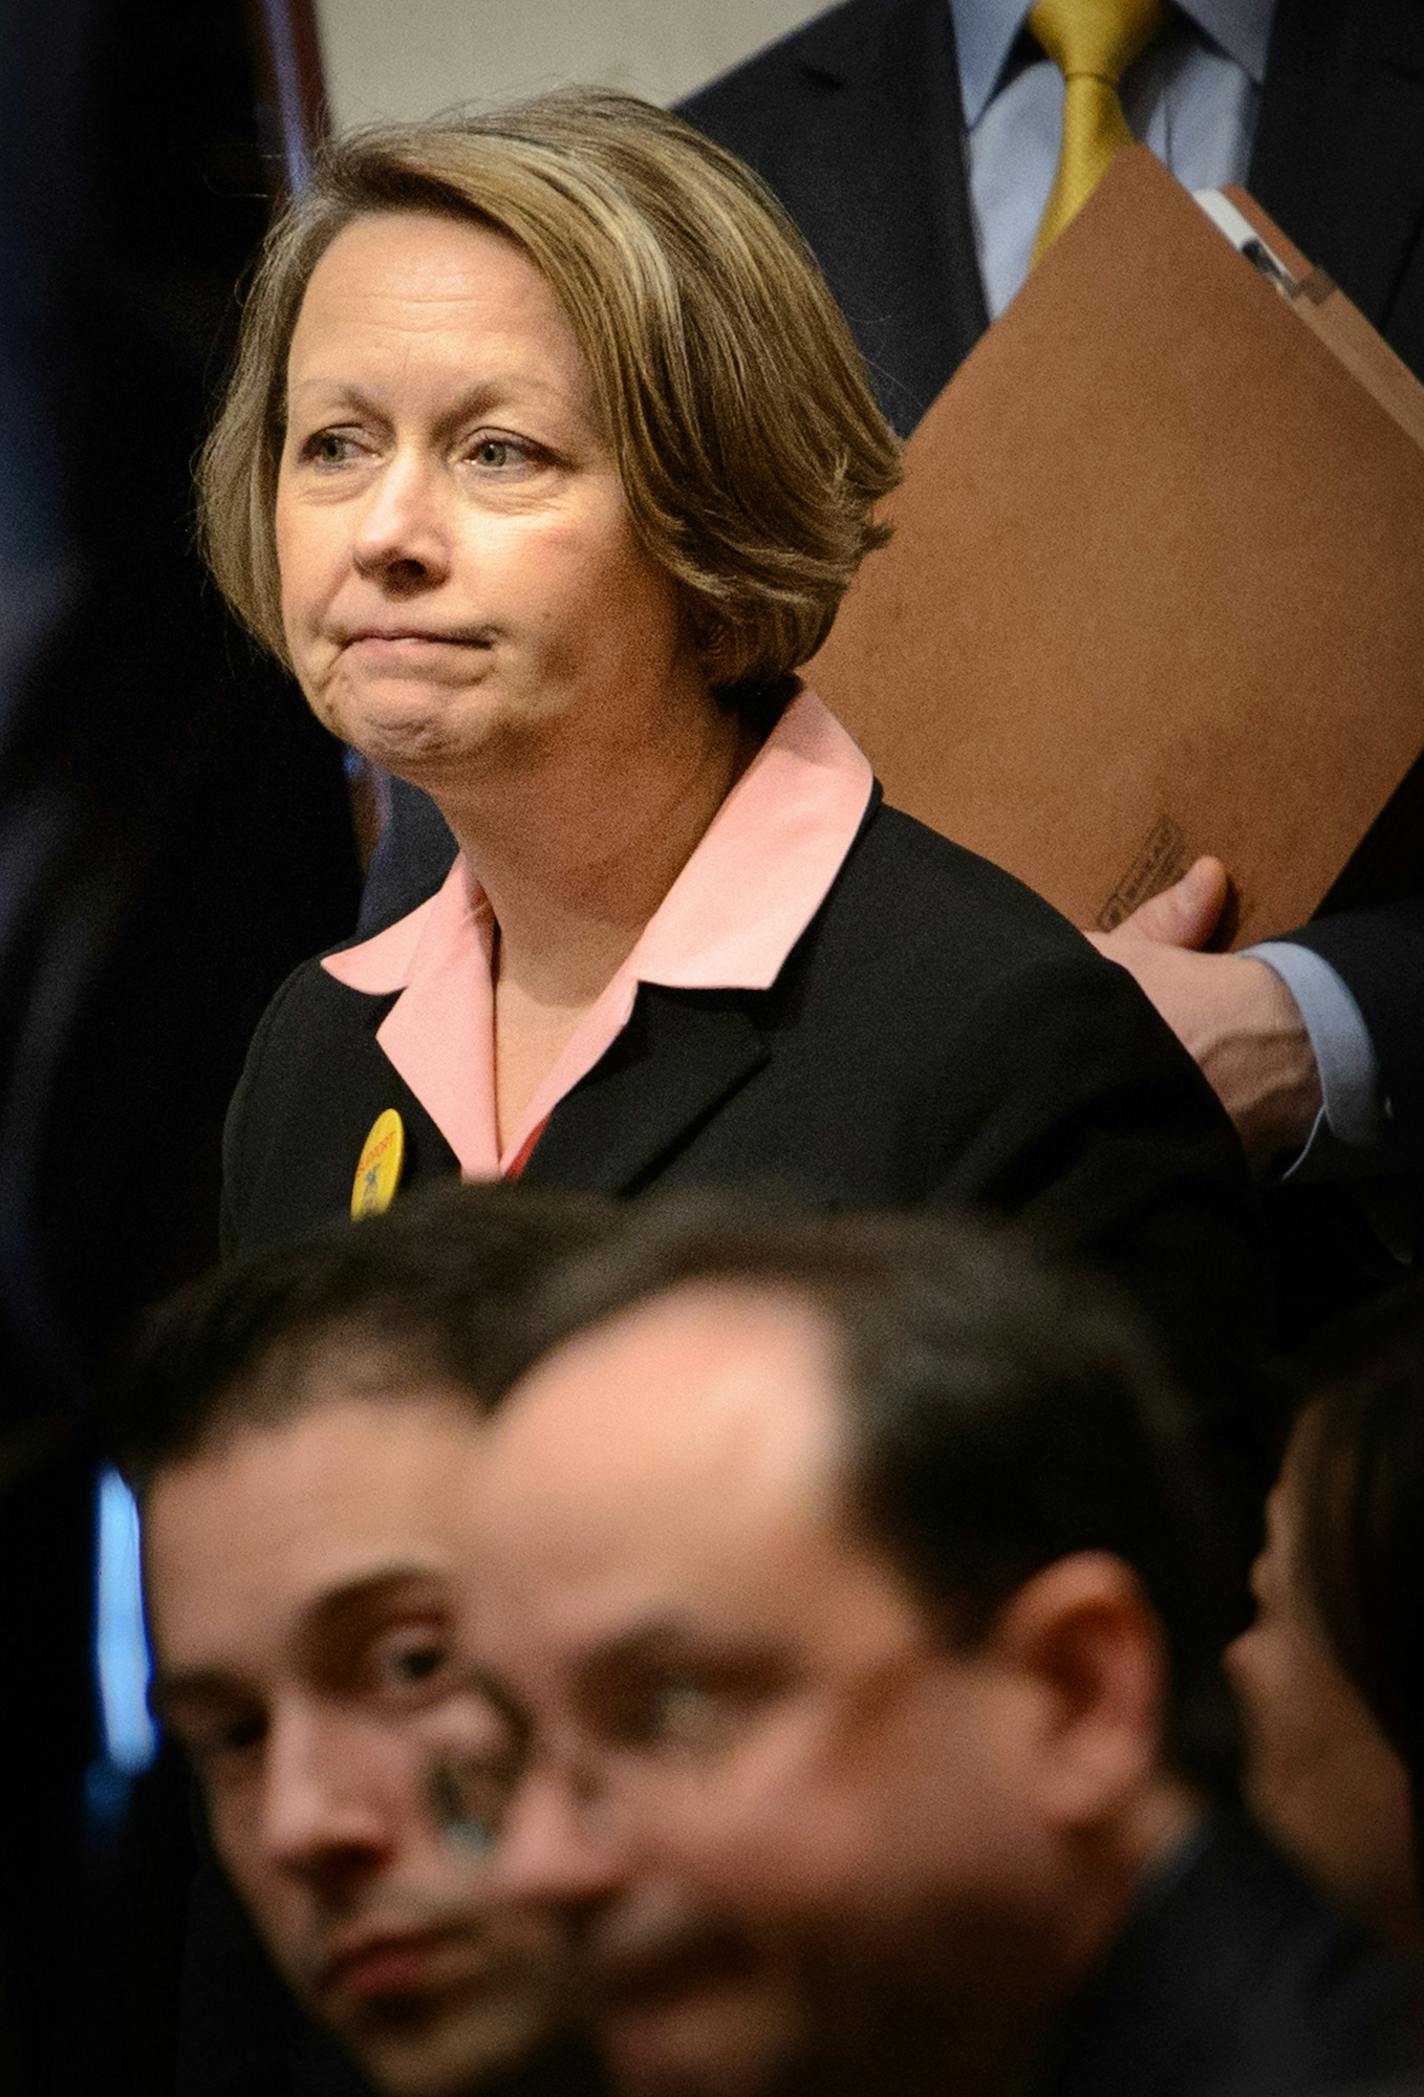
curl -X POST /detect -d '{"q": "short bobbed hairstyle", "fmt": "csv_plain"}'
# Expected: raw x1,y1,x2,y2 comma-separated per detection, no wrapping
198,89,901,710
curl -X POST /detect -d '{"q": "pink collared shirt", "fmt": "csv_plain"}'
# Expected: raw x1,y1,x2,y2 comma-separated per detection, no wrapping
323,688,874,1178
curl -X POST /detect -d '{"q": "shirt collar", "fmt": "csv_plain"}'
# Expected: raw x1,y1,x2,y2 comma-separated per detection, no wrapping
951,0,1275,131
952,0,1030,126
629,685,873,991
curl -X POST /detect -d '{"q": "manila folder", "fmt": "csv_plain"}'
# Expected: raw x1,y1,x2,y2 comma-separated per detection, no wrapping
805,146,1424,945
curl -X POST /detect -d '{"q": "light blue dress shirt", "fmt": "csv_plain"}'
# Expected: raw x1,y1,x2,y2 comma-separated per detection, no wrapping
949,0,1385,1167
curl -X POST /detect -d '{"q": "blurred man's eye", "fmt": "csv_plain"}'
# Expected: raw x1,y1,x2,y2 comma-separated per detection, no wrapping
647,1678,731,1750
180,1709,267,1776
605,1672,750,1763
370,1627,454,1695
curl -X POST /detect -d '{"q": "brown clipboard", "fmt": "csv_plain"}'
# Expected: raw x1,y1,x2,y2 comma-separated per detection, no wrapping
805,147,1424,945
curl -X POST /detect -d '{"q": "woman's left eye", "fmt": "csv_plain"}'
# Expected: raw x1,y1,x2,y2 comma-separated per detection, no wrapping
469,434,532,471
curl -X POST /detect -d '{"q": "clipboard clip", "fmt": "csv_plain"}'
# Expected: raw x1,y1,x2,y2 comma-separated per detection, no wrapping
1193,189,1303,300
1237,234,1299,299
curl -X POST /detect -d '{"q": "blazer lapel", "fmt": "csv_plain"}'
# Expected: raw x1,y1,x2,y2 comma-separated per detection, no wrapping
520,987,769,1197
1251,0,1424,333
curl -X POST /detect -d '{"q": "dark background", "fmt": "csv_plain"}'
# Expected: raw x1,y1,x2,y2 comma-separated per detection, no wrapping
0,3,356,2088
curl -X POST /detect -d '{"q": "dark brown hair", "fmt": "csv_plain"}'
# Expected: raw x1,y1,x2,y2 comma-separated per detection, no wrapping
108,1181,614,1493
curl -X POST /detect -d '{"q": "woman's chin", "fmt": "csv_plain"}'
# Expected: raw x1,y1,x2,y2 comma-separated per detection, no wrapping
319,686,503,785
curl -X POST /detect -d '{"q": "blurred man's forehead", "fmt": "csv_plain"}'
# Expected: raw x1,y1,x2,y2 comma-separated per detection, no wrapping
143,1390,486,1667
511,1279,841,1454
464,1282,927,1697
477,1283,845,1556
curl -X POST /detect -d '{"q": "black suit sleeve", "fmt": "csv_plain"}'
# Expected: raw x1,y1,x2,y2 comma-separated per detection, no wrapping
917,944,1269,1470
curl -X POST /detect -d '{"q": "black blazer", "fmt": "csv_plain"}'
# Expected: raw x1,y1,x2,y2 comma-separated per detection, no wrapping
1040,1815,1419,2097
229,795,1264,1460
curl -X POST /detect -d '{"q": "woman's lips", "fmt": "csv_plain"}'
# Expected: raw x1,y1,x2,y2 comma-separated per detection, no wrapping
344,627,493,650
338,631,496,679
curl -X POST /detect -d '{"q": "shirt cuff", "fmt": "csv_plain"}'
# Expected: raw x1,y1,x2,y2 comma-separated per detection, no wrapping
1245,940,1388,1175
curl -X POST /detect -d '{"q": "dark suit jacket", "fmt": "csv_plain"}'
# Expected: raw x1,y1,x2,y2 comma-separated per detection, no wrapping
365,0,1424,1180
228,794,1265,1467
1039,1815,1419,2097
680,0,1424,429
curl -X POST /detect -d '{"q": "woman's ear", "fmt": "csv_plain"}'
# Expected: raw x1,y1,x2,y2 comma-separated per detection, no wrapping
988,1552,1168,1832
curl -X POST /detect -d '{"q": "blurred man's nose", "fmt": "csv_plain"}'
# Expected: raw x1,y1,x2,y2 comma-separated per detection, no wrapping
258,1701,398,1887
489,1760,629,1917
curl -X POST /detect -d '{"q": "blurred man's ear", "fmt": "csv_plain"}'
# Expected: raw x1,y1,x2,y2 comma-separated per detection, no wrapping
989,1553,1167,1831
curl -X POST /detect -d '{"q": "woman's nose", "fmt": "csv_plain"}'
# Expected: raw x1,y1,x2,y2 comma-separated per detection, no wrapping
351,454,451,586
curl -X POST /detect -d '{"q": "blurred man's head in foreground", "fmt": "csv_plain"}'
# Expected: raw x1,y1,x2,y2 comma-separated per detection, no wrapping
117,1183,611,2097
448,1204,1222,2097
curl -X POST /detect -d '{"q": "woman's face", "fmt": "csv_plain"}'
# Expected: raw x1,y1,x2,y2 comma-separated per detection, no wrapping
1226,1426,1417,1943
275,210,705,793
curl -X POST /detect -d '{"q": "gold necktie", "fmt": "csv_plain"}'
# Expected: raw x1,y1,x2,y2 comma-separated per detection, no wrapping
1028,0,1168,262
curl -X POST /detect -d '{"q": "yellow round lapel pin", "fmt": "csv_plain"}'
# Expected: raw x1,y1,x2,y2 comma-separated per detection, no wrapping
351,1109,405,1219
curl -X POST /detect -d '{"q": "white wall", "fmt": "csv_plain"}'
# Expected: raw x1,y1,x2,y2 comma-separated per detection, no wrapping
315,0,827,129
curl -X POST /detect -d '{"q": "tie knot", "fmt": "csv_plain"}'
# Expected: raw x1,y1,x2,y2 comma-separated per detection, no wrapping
1028,0,1168,85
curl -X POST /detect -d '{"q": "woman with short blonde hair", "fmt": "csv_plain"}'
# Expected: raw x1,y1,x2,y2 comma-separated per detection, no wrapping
200,89,898,711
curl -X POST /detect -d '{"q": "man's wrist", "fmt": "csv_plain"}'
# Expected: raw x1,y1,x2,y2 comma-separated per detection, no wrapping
1229,958,1322,1164
1246,941,1386,1169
